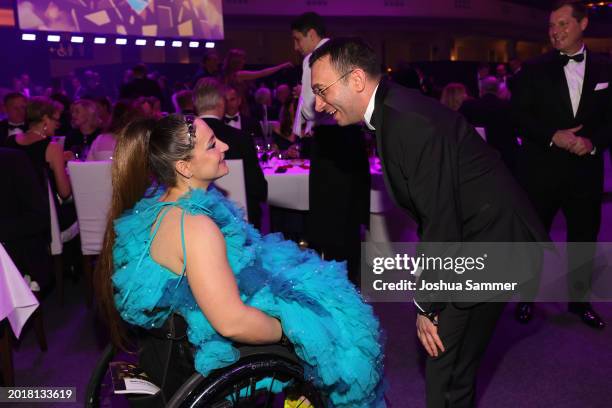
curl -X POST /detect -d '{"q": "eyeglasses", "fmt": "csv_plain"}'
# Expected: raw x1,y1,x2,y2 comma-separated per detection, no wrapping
312,69,355,98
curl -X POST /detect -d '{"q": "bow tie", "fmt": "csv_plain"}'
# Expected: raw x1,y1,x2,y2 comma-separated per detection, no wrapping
8,123,24,130
559,53,584,66
224,115,239,123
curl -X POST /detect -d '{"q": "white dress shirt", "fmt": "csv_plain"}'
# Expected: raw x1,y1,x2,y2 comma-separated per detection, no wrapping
363,84,379,130
224,113,242,130
292,38,335,136
562,45,586,117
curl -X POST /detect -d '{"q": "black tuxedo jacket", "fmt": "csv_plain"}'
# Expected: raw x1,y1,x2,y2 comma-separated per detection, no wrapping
459,93,519,173
513,51,612,151
512,51,612,186
239,115,264,141
202,117,267,228
372,81,548,311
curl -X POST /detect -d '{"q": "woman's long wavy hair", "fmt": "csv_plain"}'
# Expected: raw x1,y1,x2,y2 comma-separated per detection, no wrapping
94,115,195,349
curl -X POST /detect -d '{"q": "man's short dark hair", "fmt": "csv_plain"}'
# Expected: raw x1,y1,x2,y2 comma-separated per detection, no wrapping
309,37,381,79
552,1,588,21
291,12,326,37
3,92,26,105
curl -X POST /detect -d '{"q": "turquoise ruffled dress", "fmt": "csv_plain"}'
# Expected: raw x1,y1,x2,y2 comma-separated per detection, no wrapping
112,187,385,407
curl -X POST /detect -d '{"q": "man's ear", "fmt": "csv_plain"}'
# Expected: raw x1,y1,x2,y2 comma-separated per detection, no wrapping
580,16,589,32
175,160,192,179
351,69,367,93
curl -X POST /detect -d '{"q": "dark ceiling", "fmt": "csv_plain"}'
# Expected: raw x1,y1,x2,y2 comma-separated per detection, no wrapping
505,0,612,32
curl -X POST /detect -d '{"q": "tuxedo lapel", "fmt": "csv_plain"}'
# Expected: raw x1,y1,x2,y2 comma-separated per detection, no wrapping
575,52,598,121
550,57,575,120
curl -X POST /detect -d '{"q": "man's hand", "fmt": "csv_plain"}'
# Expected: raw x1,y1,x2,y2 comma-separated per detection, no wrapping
416,314,445,357
568,136,593,156
551,125,582,150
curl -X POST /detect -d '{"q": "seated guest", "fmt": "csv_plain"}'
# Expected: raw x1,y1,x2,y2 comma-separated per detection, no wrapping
119,63,163,102
171,90,195,115
49,92,72,137
94,116,384,408
459,76,520,175
66,99,102,159
223,85,263,141
133,96,162,120
440,82,469,111
0,92,27,146
5,97,71,200
87,100,136,161
193,78,267,229
272,99,300,158
252,86,274,123
270,84,291,120
0,148,51,289
93,96,112,129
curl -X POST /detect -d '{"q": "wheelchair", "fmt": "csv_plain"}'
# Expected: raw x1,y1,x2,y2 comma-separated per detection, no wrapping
85,315,326,407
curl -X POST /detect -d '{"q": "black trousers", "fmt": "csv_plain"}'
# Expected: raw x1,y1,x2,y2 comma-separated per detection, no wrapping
519,152,602,302
426,302,506,408
307,124,370,285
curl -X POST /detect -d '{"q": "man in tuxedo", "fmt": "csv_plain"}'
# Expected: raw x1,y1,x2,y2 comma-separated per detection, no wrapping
291,12,370,284
460,76,520,175
0,92,27,146
193,78,267,229
512,1,612,328
310,37,549,408
223,85,263,142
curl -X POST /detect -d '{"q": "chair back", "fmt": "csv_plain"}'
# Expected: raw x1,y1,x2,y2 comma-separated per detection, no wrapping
48,182,62,256
67,161,112,255
212,159,248,220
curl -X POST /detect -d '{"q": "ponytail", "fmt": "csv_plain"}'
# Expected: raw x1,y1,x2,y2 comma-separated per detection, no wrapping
94,118,155,349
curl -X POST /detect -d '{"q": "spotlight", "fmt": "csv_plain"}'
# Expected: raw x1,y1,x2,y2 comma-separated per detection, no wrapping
205,42,215,49
154,40,166,47
71,36,84,43
94,37,107,44
135,39,147,46
115,38,127,45
172,40,182,47
21,33,36,41
189,41,199,48
47,34,61,42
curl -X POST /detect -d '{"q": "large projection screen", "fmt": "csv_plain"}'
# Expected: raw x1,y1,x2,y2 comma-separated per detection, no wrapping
16,0,224,39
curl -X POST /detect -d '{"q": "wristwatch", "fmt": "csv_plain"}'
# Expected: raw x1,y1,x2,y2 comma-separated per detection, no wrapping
416,310,439,326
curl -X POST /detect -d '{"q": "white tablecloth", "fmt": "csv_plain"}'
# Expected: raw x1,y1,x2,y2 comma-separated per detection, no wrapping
0,244,39,338
263,159,417,242
263,159,395,213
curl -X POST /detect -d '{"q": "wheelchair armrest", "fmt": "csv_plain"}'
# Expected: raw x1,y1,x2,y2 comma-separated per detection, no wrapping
235,343,301,365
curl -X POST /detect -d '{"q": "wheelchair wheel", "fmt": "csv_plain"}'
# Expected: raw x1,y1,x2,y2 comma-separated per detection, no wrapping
168,353,326,408
84,343,116,408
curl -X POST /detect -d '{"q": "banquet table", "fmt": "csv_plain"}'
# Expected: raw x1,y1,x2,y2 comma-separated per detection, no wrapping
0,243,40,386
262,159,418,242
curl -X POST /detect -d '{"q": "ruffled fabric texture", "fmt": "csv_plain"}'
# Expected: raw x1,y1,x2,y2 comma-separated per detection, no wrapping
113,187,385,407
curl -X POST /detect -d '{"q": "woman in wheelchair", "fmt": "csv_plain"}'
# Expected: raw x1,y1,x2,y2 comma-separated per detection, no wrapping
95,115,385,407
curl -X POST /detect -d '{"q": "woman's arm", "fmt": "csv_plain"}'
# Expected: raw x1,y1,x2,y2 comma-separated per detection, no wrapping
235,62,293,82
184,214,282,344
45,141,72,199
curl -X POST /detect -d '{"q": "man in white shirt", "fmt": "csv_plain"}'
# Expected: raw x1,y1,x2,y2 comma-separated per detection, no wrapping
512,0,612,328
291,12,370,284
223,85,263,142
